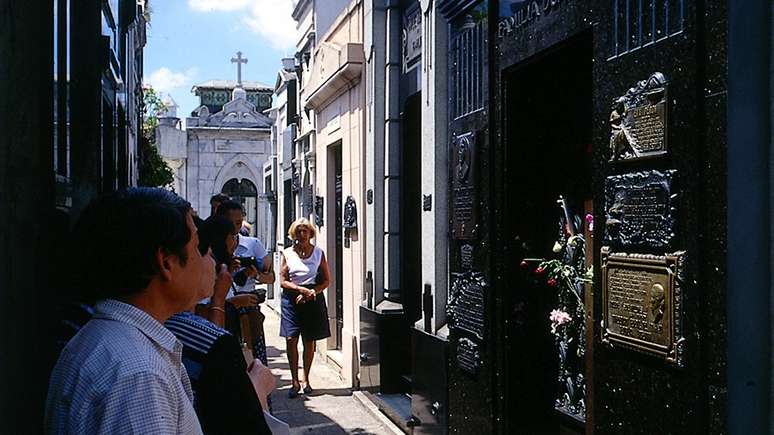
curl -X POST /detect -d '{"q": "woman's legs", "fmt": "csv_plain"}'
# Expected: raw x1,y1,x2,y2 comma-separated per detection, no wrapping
286,336,301,390
302,340,316,388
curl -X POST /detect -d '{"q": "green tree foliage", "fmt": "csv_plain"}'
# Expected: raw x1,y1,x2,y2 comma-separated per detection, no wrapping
138,86,174,188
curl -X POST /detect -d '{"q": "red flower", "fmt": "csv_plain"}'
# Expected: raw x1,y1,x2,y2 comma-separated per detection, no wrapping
520,260,529,269
547,278,558,287
535,267,546,275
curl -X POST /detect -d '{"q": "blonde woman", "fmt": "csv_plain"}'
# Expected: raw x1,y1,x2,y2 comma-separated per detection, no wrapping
279,218,331,398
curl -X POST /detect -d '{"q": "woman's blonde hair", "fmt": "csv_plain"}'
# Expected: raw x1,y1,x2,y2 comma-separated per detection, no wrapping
287,217,317,241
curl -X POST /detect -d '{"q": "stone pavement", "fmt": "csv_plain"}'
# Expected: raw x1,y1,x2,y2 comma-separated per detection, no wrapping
263,306,396,435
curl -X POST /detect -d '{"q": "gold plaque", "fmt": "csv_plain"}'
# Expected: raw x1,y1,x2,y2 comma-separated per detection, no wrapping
601,247,685,366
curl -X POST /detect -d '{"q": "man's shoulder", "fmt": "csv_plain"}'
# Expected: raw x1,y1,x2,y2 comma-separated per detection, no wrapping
241,236,267,253
59,318,170,376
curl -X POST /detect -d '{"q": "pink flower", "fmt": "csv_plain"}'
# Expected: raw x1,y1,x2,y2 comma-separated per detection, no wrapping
547,278,558,287
585,214,594,232
549,309,572,333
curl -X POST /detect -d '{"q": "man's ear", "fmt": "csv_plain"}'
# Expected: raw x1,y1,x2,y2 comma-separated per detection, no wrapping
155,248,174,282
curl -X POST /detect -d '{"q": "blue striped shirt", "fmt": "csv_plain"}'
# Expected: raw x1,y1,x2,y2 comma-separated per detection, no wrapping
45,299,203,435
165,311,229,395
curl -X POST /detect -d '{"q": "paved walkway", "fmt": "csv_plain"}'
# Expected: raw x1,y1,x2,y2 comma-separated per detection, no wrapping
263,306,394,435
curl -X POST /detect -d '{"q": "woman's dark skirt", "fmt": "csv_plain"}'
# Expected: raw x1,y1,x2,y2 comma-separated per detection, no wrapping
279,289,331,342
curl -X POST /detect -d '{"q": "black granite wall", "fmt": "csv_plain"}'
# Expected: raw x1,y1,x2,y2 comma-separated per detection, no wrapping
444,0,730,433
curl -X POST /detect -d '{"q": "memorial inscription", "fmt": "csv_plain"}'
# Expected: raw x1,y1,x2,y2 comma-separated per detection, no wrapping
605,170,677,249
601,248,685,366
457,337,481,375
609,72,669,161
448,271,486,341
452,132,478,240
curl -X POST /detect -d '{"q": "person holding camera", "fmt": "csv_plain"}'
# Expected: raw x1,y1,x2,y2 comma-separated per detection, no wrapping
165,215,274,435
216,200,275,369
279,218,331,398
216,200,275,297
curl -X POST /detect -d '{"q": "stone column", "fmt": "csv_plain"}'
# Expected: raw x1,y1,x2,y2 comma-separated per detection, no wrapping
419,0,449,332
364,0,387,309
383,0,402,302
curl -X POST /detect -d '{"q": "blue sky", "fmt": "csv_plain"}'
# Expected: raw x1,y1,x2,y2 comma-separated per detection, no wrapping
144,0,296,120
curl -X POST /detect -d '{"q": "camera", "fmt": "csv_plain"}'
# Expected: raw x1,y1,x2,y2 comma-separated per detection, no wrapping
235,256,259,269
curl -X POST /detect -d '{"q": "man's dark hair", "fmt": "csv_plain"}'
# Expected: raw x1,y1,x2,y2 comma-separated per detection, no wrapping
72,187,192,302
199,216,235,265
215,200,244,216
210,193,230,205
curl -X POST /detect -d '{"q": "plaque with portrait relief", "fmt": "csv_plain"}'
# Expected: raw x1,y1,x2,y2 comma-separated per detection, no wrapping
601,248,685,367
451,132,478,240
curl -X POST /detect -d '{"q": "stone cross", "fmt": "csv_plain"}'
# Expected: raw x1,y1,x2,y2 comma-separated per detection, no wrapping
231,51,248,86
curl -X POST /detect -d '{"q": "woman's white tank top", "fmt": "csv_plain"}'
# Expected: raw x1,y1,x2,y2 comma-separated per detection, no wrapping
283,245,322,285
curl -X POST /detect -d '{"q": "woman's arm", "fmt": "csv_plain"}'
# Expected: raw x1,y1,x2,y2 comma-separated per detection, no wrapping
279,253,314,297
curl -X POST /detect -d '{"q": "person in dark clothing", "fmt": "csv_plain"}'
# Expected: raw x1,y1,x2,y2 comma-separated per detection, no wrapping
166,215,275,435
165,312,273,435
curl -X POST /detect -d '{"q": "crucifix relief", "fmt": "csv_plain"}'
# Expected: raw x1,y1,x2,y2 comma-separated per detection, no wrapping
231,51,248,86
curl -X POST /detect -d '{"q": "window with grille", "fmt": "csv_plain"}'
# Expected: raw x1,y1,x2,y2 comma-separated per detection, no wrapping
610,0,685,59
449,6,487,120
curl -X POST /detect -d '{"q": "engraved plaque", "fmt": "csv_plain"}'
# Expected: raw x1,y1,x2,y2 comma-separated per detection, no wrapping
601,248,685,366
457,337,481,375
447,271,486,340
605,170,677,249
609,72,668,161
460,244,474,271
215,139,267,153
452,132,477,240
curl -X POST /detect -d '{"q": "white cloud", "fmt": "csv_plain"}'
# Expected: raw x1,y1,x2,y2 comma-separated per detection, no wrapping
187,0,296,50
145,67,199,92
188,0,251,12
242,0,296,50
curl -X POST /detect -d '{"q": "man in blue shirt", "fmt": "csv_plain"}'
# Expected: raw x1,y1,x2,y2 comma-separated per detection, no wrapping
216,200,275,296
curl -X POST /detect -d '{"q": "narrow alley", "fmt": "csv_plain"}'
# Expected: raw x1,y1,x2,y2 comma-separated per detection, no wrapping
264,307,400,435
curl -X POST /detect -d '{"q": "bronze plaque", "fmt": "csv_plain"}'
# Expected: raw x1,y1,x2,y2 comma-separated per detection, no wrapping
601,248,685,366
605,170,677,249
447,271,486,340
609,72,668,161
452,132,478,240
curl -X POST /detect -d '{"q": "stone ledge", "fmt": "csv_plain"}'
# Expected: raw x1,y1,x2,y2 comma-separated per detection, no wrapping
352,391,408,435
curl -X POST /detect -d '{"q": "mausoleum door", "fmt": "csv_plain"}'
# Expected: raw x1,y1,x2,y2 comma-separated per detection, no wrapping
500,31,593,435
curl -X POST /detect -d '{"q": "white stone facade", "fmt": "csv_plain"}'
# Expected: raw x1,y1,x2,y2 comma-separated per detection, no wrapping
158,88,274,243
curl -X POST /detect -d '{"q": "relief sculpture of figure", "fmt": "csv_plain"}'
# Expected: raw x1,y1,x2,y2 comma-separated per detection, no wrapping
609,97,637,161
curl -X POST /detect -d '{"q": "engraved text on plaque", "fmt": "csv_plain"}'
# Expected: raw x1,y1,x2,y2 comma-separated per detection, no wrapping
609,72,668,161
605,170,677,249
601,248,685,366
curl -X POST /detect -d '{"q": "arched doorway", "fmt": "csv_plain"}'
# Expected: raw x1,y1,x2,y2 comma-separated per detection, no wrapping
222,178,258,235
